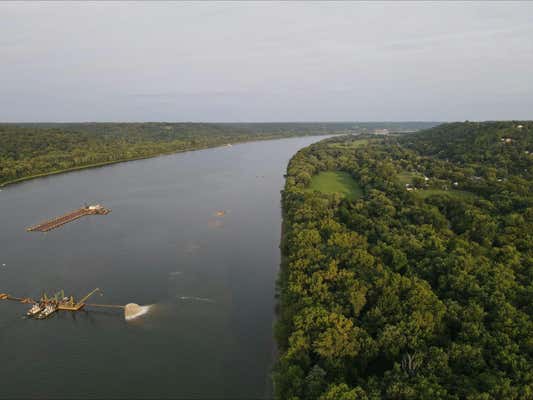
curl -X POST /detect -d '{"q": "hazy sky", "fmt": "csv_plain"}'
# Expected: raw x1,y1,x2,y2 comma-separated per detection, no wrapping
1,1,532,122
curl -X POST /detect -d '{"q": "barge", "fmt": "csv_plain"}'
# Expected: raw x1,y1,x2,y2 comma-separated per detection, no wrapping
27,204,110,232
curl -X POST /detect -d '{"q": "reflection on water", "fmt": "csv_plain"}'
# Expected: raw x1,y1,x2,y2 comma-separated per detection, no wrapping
184,242,201,254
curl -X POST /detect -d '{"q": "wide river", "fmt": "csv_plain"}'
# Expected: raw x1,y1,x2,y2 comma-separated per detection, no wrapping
0,136,327,399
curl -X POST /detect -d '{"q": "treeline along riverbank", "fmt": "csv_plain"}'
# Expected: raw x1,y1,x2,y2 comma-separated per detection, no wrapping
0,122,435,187
275,121,532,399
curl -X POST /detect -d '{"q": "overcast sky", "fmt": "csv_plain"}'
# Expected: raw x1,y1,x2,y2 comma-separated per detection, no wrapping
1,1,532,122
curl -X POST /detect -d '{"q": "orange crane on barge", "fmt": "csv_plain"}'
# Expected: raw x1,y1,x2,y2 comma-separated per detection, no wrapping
27,204,111,232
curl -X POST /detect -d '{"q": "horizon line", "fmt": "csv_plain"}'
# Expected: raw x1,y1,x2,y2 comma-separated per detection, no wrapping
0,120,452,124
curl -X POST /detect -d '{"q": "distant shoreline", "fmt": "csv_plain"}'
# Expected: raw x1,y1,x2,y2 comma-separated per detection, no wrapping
0,133,337,188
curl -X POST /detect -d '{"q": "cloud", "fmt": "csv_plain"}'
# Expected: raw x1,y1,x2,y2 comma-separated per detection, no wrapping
381,24,533,53
1,2,532,121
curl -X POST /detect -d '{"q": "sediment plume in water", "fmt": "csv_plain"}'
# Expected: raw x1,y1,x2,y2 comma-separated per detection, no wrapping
207,219,224,228
124,303,152,321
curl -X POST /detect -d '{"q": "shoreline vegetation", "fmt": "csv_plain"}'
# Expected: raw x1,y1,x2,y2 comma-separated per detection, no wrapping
0,134,320,188
0,122,436,188
276,121,532,399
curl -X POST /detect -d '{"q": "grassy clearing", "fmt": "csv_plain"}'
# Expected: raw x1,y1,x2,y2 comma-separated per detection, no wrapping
307,171,363,200
396,171,476,200
397,171,421,185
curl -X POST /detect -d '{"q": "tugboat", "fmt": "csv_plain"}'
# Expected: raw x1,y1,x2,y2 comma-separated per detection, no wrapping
26,303,43,318
36,303,57,319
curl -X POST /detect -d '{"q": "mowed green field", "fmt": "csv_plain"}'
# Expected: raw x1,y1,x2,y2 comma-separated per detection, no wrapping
397,171,421,185
307,171,363,200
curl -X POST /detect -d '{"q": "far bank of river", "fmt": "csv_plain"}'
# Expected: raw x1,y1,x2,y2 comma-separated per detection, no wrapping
0,135,331,399
0,133,336,188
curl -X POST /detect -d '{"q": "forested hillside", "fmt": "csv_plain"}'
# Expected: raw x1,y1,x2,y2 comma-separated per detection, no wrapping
0,122,435,186
276,121,532,399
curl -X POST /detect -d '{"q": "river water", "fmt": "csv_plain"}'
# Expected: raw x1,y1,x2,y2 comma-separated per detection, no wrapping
0,136,326,399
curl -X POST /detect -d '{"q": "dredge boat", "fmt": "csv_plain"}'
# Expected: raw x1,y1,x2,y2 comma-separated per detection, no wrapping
2,288,128,320
24,288,102,319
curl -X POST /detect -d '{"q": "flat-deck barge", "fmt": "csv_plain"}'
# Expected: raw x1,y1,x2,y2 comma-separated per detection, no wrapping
27,204,110,232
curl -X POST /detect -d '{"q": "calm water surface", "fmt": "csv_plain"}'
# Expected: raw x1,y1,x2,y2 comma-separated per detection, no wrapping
0,136,327,399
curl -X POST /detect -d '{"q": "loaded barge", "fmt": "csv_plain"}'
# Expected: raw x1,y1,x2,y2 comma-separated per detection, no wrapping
27,204,110,232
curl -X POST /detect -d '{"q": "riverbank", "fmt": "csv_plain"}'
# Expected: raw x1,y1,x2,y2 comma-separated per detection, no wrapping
0,133,335,188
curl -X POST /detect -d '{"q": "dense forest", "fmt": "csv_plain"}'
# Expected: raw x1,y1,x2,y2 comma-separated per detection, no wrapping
276,121,532,399
0,122,435,186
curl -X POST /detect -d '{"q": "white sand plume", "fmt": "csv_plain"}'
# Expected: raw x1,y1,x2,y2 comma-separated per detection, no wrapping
124,303,152,321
